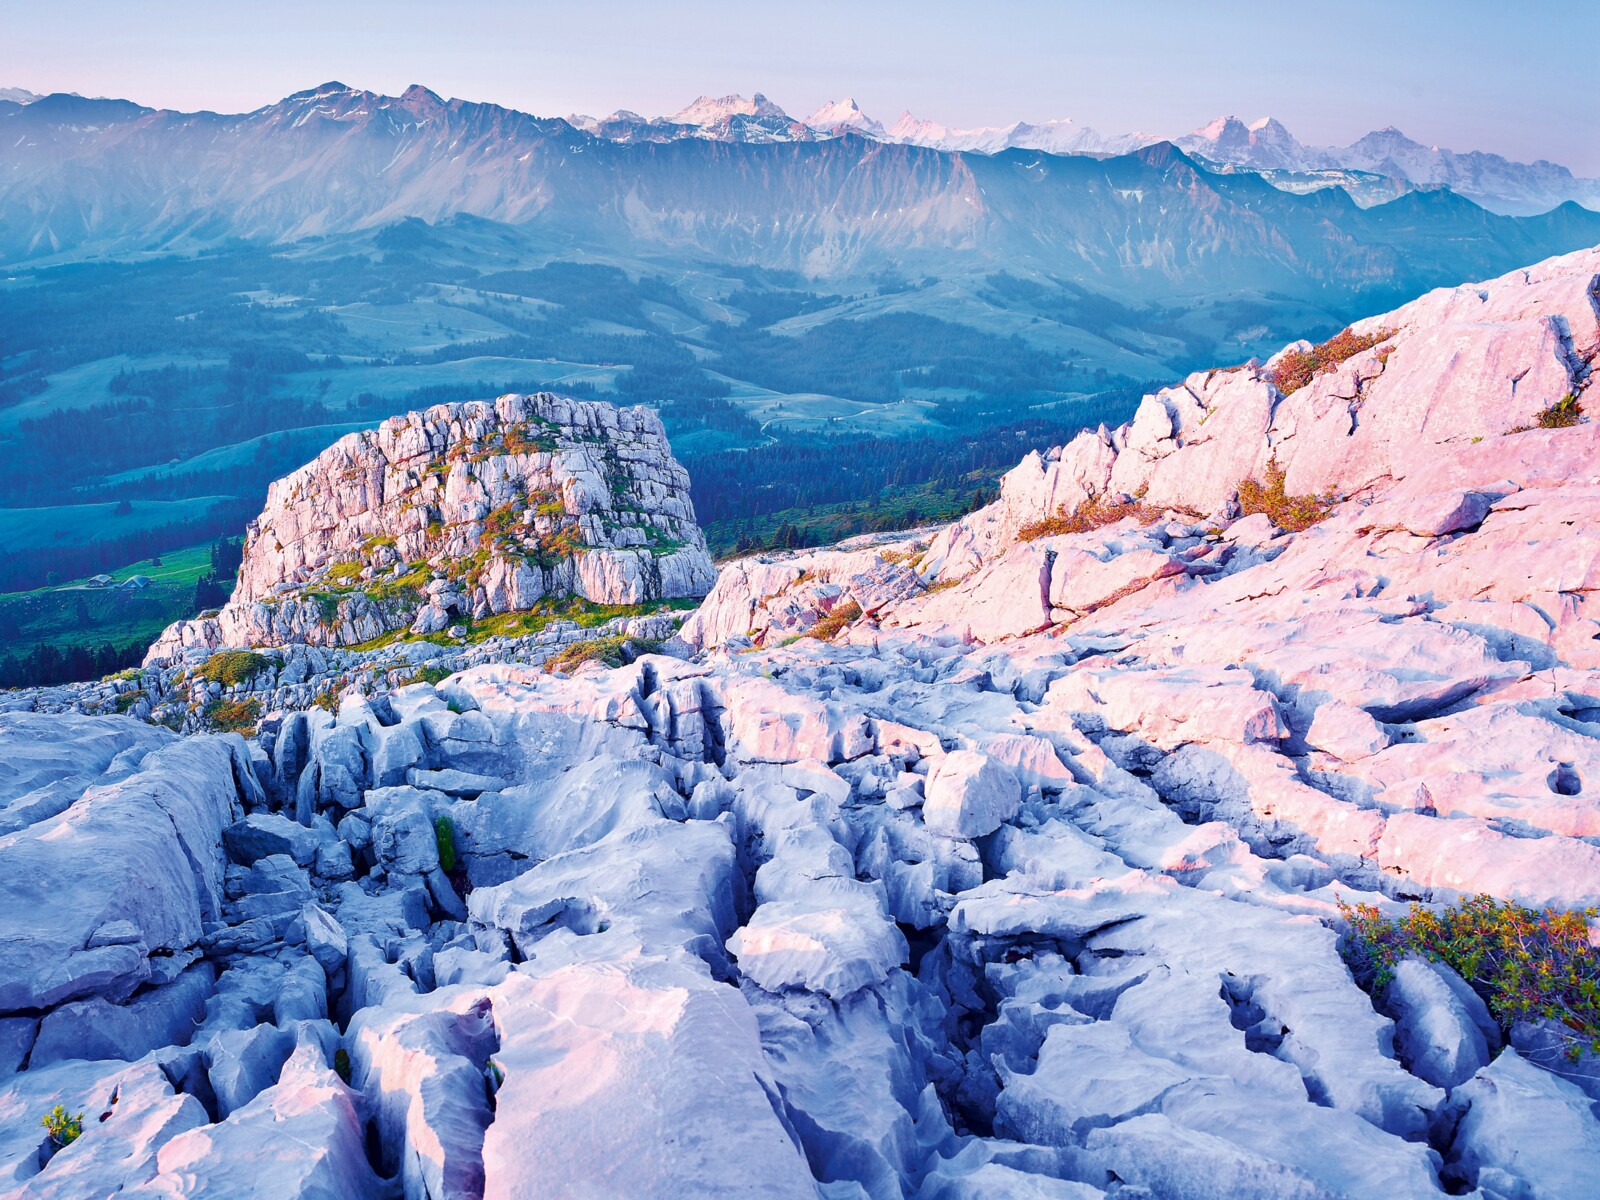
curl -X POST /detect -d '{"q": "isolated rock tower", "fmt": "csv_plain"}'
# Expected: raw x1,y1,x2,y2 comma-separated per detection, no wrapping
148,393,716,658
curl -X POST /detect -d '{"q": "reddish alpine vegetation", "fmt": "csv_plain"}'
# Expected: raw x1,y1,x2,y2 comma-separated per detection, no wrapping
1269,326,1396,395
1340,894,1600,1062
1236,459,1336,532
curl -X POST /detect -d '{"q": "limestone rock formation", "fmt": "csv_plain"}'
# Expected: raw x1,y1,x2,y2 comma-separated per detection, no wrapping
4,247,1600,1198
922,243,1600,581
147,393,716,660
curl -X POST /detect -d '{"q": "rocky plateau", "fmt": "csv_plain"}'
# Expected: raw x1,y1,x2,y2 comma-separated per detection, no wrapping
3,246,1600,1198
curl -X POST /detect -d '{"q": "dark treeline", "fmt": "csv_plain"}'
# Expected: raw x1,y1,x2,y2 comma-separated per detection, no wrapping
0,501,256,593
192,536,245,610
0,245,446,380
978,272,1266,364
16,394,342,498
683,403,1139,529
0,639,145,689
722,486,997,557
706,311,1079,405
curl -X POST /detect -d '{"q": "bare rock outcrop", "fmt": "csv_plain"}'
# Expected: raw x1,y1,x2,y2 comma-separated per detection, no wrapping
147,393,715,660
924,243,1600,579
8,249,1600,1199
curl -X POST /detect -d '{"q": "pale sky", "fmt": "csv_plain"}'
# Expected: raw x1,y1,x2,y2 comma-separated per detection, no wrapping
4,0,1597,173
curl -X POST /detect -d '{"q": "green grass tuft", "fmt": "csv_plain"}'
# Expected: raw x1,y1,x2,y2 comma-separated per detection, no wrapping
40,1105,84,1148
434,815,458,873
204,696,261,735
1268,326,1395,396
1236,459,1336,532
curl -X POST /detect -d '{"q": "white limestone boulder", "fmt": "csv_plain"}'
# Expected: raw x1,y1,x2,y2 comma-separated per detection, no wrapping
922,751,1023,839
1443,1049,1600,1199
0,736,246,1012
481,962,815,1199
1383,957,1497,1089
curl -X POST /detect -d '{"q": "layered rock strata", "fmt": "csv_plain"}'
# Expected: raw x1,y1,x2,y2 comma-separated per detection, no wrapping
148,392,715,659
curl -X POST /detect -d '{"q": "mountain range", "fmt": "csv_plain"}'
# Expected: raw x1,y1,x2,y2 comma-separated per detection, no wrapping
1173,115,1600,215
3,81,1599,301
569,93,1598,215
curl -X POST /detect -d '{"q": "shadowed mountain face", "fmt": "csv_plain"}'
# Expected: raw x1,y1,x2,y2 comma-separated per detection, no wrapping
4,83,1599,305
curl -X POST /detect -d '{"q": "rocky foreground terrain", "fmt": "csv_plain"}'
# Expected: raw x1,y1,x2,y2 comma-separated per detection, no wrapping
3,247,1600,1198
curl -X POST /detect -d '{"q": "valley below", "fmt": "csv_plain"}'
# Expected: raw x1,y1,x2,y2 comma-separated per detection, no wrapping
5,82,1600,682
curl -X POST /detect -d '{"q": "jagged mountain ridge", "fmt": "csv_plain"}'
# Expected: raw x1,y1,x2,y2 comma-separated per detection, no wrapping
571,89,1598,214
7,80,1595,216
1174,115,1600,216
4,82,1599,302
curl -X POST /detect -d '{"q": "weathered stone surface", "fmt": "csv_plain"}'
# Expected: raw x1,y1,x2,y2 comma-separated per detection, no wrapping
1442,1050,1600,1198
1384,957,1496,1089
922,750,1023,839
4,247,1600,1199
0,731,246,1011
482,963,815,1200
223,812,321,867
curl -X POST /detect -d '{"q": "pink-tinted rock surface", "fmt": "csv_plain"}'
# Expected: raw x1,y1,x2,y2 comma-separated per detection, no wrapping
7,245,1600,1199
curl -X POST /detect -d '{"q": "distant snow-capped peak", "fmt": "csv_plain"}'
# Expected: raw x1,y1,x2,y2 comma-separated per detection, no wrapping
667,92,790,127
882,111,1153,157
1176,115,1325,171
804,97,884,138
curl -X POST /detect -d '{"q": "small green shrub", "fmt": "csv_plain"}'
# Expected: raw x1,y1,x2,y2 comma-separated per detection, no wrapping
877,545,923,567
309,591,343,624
1339,893,1600,1062
479,502,523,547
205,697,261,735
1237,459,1336,532
1268,326,1396,395
1508,393,1583,434
324,561,365,585
366,564,429,603
1537,395,1583,428
404,665,453,687
333,1048,352,1084
40,1105,83,1148
194,650,272,687
434,816,458,873
544,635,659,675
501,422,557,456
114,690,146,714
311,690,339,713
